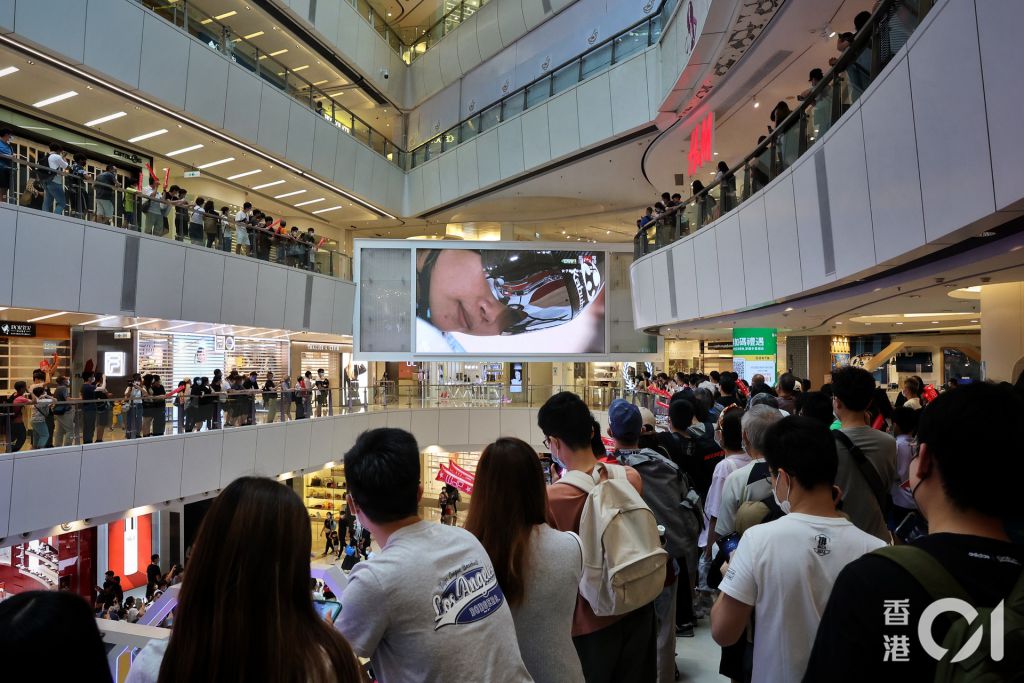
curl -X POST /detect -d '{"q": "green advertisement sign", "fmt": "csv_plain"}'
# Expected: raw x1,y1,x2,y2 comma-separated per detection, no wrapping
732,328,778,355
732,328,778,385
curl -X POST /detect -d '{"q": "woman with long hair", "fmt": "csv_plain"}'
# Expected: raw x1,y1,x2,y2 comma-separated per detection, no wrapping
464,437,584,683
126,477,363,683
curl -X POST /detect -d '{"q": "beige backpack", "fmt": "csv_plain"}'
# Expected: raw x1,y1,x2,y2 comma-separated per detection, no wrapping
561,462,668,616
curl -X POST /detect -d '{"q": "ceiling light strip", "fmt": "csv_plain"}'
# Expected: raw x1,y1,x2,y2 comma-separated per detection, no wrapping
27,311,67,322
0,35,396,220
252,180,286,190
33,90,77,107
167,143,204,156
84,111,127,127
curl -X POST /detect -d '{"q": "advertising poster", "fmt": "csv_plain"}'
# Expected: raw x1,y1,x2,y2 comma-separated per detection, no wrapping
415,248,605,354
732,328,778,386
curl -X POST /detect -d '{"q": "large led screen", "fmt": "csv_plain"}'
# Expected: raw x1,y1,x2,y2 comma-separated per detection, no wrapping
414,248,605,354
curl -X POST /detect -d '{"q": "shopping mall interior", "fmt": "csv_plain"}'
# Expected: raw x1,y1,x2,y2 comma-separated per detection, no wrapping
0,0,1021,681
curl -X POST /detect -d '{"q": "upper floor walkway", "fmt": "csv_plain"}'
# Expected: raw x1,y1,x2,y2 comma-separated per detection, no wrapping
630,0,1024,332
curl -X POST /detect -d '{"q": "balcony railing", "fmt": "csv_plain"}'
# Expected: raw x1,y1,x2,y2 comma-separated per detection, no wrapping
0,383,669,453
0,156,354,280
135,0,408,169
407,0,678,169
634,0,935,259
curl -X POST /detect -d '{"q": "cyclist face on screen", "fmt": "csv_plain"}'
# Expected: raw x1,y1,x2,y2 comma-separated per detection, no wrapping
424,250,520,335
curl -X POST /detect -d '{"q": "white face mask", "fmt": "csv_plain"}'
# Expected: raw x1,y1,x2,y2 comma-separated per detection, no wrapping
772,470,792,515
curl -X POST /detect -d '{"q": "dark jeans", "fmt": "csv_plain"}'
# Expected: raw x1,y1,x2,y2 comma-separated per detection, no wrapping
82,411,96,445
572,602,657,683
151,407,166,437
676,554,696,626
8,423,26,452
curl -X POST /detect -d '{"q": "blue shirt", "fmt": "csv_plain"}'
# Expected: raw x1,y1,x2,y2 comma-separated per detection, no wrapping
0,139,12,170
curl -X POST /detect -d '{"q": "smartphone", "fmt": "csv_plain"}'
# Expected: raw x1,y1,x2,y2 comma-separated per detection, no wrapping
313,599,342,623
716,532,741,561
895,511,928,544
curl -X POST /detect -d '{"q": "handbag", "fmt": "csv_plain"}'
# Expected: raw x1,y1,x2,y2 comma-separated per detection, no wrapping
310,476,322,487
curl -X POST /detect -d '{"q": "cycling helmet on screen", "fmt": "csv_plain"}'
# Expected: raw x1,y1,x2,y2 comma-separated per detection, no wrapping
416,249,603,335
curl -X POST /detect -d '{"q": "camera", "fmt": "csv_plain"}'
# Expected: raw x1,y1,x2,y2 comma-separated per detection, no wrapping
380,67,390,80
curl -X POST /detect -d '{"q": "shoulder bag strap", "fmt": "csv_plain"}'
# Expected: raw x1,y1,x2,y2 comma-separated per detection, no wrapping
833,430,888,509
870,546,972,603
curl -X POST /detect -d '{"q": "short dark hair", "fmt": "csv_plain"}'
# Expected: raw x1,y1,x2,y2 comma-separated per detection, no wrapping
720,407,744,451
151,554,159,561
590,419,606,457
709,371,720,382
764,415,838,490
917,382,1024,518
343,428,421,523
797,391,834,426
854,10,871,32
49,141,62,152
831,366,875,412
719,376,736,396
890,407,918,436
537,391,594,450
0,128,10,137
243,202,252,210
669,398,695,431
778,372,797,394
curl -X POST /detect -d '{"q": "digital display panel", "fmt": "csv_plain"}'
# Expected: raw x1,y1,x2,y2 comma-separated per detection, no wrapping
414,248,605,354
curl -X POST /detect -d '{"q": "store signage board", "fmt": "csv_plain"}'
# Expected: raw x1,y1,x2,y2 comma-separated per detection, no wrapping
732,327,777,386
114,331,132,339
0,322,35,337
305,343,343,352
183,170,201,178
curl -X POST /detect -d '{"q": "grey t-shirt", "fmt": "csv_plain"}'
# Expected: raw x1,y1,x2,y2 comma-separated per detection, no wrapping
512,526,584,683
716,459,773,537
835,426,897,542
337,520,532,683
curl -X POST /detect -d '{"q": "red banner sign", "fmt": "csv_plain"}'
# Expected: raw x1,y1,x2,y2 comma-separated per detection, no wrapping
435,460,474,494
687,112,715,176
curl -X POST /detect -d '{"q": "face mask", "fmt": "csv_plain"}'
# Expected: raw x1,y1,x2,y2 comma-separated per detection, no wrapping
772,470,792,515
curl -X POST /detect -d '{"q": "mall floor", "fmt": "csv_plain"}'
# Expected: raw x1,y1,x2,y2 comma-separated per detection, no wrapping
678,623,726,682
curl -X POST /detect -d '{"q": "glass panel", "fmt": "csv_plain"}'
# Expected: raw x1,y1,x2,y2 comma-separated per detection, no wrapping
426,136,443,159
459,116,479,142
441,129,459,152
581,42,612,79
502,91,526,119
412,146,428,168
352,118,371,145
526,76,551,108
551,63,579,95
649,14,663,43
479,104,501,132
370,130,386,156
613,24,649,61
775,119,800,173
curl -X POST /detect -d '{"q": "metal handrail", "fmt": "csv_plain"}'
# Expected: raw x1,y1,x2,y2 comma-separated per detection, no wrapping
134,0,407,168
635,0,932,257
407,0,676,167
1,155,354,280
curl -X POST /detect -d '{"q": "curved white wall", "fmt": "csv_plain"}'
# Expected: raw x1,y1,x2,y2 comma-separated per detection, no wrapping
0,205,355,336
0,405,609,542
630,0,1024,330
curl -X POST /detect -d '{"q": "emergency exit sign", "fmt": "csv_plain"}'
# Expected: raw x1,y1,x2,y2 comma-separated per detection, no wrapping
183,170,201,178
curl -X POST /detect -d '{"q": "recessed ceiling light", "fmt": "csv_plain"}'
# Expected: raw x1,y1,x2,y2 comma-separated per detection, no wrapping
896,322,904,325
835,321,843,325
125,319,160,329
33,90,78,107
84,111,127,127
295,197,325,207
252,180,286,190
312,205,342,214
128,128,168,142
784,307,793,312
27,311,67,322
275,189,306,199
971,320,979,323
227,169,262,180
214,10,237,19
81,315,119,325
244,30,264,39
291,65,309,72
312,79,328,85
166,143,204,156
259,49,289,60
931,321,939,324
197,157,235,169
0,66,19,78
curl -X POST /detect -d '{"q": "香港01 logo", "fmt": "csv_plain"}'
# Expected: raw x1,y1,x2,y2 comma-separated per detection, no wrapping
882,598,1004,663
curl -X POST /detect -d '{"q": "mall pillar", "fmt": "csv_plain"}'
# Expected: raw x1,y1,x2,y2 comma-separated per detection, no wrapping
980,283,1024,382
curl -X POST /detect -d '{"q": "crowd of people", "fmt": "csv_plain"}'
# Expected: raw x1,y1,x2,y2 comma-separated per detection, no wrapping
0,133,329,272
1,366,1021,681
1,367,335,451
636,3,917,253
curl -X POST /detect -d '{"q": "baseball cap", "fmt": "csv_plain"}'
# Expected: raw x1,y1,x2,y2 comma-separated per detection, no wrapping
608,399,642,441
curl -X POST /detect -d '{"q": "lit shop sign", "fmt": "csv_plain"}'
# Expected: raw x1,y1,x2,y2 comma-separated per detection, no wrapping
303,343,343,352
0,322,35,337
732,327,777,386
687,112,715,176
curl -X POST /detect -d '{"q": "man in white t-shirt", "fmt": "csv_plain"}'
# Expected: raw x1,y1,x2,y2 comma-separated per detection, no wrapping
42,142,69,215
697,370,720,396
337,427,531,683
711,415,886,683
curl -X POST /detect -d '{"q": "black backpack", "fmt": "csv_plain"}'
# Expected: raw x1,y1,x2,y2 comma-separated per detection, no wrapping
0,392,18,425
